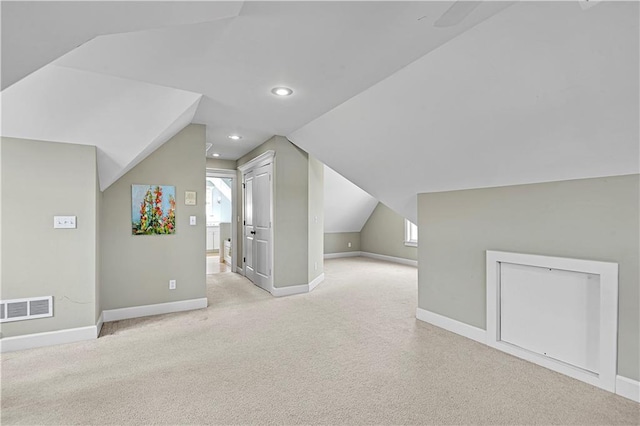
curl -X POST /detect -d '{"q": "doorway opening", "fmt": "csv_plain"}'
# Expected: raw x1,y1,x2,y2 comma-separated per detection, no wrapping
206,170,236,275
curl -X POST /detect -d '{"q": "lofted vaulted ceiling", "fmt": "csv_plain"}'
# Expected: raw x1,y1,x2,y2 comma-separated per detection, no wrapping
1,0,512,190
2,1,638,223
291,1,639,222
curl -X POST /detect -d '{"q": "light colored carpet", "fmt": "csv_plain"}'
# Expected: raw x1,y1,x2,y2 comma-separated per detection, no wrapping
1,257,638,425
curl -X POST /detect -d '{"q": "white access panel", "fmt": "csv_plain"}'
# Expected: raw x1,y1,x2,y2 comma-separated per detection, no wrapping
500,262,600,373
486,251,618,392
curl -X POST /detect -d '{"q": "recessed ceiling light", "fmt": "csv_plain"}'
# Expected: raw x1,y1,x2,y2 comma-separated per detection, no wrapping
228,134,242,140
212,153,220,157
271,86,293,97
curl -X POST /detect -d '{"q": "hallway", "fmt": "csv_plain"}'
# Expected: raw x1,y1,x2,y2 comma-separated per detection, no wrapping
206,252,230,275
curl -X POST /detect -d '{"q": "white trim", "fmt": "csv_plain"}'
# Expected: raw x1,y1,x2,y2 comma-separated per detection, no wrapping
308,273,325,292
270,273,326,297
323,251,417,266
96,312,104,336
616,375,640,402
404,218,418,247
361,252,418,267
236,267,243,275
417,307,638,400
206,168,236,177
324,251,362,259
416,307,486,344
486,250,618,392
102,298,208,322
492,340,607,390
0,325,98,353
271,284,308,297
237,150,275,172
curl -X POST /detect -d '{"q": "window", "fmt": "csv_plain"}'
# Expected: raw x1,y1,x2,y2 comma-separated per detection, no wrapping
405,219,418,247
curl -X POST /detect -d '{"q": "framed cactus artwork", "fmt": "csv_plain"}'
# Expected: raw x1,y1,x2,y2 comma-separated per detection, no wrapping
131,184,176,235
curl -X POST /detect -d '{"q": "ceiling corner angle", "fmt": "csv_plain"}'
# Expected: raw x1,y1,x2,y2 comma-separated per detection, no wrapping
98,94,203,191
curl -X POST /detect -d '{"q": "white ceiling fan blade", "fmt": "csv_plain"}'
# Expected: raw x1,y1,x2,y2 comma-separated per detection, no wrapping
579,0,604,11
434,1,482,28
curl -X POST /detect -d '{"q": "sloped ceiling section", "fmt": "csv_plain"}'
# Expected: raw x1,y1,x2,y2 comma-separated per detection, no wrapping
324,165,378,233
0,1,243,89
290,1,639,224
51,1,512,160
0,65,202,190
1,1,513,193
0,1,239,190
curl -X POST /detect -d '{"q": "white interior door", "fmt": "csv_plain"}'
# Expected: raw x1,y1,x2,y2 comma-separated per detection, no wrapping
243,171,256,284
243,162,272,291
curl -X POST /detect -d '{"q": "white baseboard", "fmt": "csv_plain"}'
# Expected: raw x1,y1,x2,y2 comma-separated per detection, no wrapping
271,273,326,297
271,284,309,297
96,312,104,336
361,252,418,267
324,251,362,259
616,375,640,402
415,307,486,343
102,298,208,322
416,307,640,401
0,324,99,353
323,251,417,267
308,273,325,292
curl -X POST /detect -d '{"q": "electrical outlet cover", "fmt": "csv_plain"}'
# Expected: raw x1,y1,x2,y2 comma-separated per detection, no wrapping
53,216,77,229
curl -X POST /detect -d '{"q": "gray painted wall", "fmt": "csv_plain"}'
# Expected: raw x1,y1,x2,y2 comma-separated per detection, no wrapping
206,158,237,170
1,137,98,337
308,156,324,282
237,136,309,288
417,174,639,381
361,202,418,261
324,232,361,254
101,124,206,310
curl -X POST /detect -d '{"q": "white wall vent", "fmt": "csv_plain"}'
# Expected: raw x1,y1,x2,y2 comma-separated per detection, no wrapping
0,296,53,323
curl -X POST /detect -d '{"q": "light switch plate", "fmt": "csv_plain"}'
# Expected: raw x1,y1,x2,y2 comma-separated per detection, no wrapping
189,216,197,225
54,216,76,229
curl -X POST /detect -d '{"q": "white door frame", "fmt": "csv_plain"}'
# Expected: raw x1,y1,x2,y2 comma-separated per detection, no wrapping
206,168,238,273
238,150,275,291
